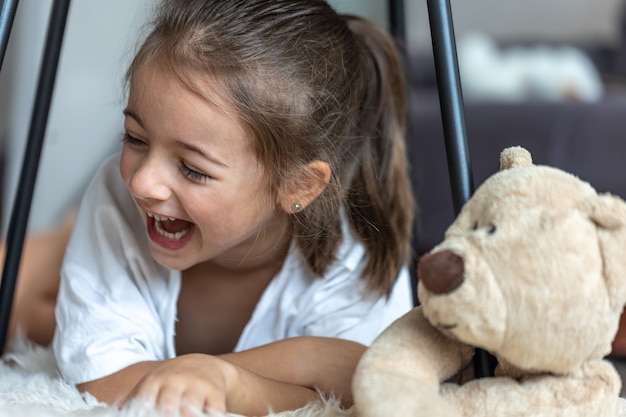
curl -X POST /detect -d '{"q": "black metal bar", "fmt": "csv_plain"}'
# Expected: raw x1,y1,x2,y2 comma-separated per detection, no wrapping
0,0,71,353
388,0,410,82
426,0,473,213
0,0,19,72
388,0,406,49
426,0,497,378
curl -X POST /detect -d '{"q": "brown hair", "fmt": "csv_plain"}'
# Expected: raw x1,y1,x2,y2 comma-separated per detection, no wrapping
126,0,415,296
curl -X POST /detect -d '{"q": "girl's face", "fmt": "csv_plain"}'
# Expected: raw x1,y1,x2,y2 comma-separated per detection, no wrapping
120,66,290,271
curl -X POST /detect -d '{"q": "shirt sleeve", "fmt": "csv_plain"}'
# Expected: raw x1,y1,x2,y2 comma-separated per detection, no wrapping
52,154,178,385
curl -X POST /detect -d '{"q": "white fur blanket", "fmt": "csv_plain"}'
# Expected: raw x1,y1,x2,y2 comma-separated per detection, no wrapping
0,340,351,417
3,340,626,417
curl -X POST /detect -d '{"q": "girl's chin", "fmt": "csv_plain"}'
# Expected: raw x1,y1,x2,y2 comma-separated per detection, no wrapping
147,235,198,271
149,250,195,271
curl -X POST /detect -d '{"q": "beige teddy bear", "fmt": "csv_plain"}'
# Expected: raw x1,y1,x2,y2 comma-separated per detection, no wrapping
352,146,626,417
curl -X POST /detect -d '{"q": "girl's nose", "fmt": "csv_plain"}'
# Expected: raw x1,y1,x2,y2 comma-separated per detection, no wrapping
127,156,172,202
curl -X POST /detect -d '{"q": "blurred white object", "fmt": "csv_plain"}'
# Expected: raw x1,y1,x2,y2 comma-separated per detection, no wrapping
458,33,604,102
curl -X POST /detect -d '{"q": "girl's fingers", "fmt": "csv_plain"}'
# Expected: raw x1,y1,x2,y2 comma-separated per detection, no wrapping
120,356,232,416
180,386,227,417
120,382,157,409
201,389,227,416
177,390,208,417
142,384,226,417
155,384,186,416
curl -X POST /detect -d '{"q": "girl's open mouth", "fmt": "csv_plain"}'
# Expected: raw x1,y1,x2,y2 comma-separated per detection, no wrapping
146,212,195,250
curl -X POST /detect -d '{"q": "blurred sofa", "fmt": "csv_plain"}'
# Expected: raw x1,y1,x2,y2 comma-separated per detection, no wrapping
406,45,626,255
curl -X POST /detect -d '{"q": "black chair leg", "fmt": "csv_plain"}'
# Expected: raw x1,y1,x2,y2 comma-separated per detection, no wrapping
0,0,71,354
426,0,497,378
426,0,474,212
388,0,406,50
0,0,19,72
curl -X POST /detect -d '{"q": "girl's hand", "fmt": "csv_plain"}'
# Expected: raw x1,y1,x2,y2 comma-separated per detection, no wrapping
122,354,236,416
81,337,362,415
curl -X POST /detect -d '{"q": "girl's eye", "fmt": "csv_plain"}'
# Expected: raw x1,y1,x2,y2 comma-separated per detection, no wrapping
122,133,146,148
178,160,211,183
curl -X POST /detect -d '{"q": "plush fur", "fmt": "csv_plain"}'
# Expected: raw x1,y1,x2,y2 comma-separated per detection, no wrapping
352,146,626,417
0,339,350,417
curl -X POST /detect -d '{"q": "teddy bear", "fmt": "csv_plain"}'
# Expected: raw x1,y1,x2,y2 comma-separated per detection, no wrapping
352,146,626,417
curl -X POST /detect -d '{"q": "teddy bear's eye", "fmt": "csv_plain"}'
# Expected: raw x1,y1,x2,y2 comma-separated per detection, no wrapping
470,221,496,234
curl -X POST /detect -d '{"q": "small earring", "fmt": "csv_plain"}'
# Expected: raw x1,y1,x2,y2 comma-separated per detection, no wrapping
292,202,303,213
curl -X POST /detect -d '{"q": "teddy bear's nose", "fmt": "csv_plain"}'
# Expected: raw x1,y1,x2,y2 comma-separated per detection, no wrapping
418,250,465,294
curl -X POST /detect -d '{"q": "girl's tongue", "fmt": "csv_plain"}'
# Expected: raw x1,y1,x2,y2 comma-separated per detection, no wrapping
160,218,191,234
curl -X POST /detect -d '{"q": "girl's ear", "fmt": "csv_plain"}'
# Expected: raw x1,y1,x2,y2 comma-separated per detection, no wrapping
278,160,331,214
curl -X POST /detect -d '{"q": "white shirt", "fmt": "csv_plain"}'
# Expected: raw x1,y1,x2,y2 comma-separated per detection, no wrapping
53,154,413,385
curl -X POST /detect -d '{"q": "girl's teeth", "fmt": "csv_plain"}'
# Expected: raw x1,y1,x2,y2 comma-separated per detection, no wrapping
154,219,191,241
147,212,191,241
148,213,177,222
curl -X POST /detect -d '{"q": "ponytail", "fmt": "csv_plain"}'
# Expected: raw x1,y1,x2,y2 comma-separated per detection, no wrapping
343,15,416,296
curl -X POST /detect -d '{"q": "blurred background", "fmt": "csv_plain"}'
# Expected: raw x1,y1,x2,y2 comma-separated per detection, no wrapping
1,0,626,249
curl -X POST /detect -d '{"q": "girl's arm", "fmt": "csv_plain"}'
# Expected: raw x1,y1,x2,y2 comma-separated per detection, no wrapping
78,336,366,415
77,361,159,405
220,336,365,406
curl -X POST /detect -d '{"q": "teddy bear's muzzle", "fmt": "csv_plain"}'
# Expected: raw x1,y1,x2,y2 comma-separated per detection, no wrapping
418,250,465,295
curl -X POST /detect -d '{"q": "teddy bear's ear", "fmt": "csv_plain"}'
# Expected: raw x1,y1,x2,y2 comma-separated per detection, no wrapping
581,194,626,310
499,146,533,171
583,193,626,230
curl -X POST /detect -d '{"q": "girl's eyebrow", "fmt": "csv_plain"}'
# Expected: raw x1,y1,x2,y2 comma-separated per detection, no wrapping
173,140,229,168
123,108,143,127
122,107,228,168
